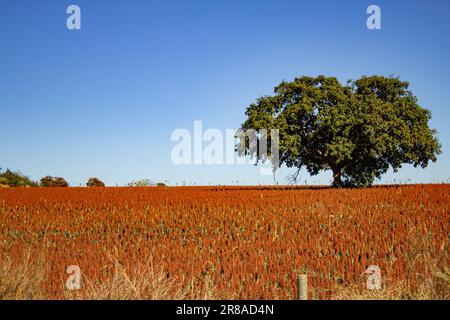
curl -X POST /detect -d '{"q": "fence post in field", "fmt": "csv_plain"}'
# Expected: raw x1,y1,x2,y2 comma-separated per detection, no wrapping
297,274,308,300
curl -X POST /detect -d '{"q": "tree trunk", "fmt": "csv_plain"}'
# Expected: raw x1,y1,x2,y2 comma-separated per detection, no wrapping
331,166,343,187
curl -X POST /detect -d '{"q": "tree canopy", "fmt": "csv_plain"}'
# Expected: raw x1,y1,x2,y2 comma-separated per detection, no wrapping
86,177,105,187
239,75,441,187
0,168,38,187
40,176,69,187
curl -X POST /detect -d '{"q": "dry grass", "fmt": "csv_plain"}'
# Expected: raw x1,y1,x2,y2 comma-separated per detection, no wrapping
1,241,447,300
66,252,217,300
0,231,448,300
0,249,47,300
0,248,217,300
332,232,450,300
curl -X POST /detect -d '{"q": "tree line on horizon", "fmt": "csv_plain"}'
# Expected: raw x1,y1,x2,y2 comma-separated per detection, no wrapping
0,168,168,188
0,169,102,187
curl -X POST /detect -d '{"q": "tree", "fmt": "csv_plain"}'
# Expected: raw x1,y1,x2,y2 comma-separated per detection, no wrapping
0,168,38,187
238,75,441,187
40,176,69,187
86,177,105,187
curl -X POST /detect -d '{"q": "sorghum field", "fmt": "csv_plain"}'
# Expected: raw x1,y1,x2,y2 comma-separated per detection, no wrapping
0,185,448,300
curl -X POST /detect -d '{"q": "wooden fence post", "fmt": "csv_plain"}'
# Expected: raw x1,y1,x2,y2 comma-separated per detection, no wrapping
297,274,308,300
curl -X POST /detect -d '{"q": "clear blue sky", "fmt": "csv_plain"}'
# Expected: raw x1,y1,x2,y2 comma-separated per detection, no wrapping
1,0,449,186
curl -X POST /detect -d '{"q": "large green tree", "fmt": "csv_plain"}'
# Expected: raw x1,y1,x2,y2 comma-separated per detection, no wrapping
239,75,441,187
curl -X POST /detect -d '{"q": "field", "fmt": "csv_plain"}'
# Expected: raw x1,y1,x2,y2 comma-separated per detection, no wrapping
0,185,449,300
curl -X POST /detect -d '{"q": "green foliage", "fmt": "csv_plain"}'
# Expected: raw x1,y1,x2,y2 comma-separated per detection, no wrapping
86,177,105,187
239,75,441,187
156,182,167,187
128,179,154,187
0,177,8,186
0,168,38,187
40,176,69,187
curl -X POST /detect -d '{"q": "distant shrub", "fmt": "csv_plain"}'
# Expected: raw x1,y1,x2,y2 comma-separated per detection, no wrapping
156,182,167,187
86,177,105,187
0,177,9,187
0,168,38,187
40,176,69,187
128,179,154,187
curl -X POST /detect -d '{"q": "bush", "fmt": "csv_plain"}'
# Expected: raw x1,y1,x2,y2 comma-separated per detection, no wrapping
86,177,105,187
0,168,38,187
40,176,69,187
156,183,167,187
0,177,9,187
128,179,154,187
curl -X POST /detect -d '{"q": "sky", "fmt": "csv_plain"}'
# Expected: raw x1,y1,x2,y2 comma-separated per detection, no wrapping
0,0,449,186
